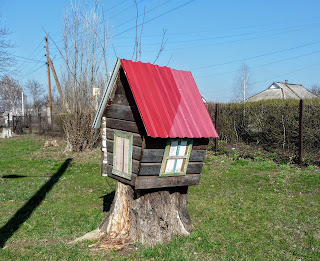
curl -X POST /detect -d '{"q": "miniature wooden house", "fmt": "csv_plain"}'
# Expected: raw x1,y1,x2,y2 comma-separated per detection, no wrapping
93,59,218,189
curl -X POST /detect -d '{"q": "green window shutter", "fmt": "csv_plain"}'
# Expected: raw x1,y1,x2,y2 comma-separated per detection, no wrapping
112,131,133,180
160,139,193,177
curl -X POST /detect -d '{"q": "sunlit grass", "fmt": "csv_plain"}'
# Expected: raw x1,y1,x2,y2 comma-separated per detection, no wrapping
0,135,319,260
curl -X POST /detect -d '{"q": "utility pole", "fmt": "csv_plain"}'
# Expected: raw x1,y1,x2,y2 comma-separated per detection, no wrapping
45,34,53,127
47,57,67,110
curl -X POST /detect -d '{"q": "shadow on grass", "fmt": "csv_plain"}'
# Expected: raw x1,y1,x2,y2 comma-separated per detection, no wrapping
100,191,115,212
0,158,72,248
2,175,27,179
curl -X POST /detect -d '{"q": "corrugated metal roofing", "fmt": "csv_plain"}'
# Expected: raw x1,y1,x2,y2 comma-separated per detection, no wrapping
121,59,218,138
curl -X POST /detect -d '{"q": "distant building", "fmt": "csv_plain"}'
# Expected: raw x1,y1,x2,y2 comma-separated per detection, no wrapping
246,80,319,102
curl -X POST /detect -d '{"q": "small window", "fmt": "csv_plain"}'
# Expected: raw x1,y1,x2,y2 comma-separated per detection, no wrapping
160,139,193,177
112,131,133,180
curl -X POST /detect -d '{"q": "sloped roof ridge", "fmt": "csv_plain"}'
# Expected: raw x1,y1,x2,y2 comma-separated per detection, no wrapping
120,59,189,73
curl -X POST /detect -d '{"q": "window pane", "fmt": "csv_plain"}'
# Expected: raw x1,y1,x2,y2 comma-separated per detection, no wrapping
178,141,187,156
122,137,130,174
169,140,178,156
175,159,184,172
165,159,175,173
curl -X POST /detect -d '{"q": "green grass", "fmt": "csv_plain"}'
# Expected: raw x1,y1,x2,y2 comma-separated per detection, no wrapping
1,135,319,260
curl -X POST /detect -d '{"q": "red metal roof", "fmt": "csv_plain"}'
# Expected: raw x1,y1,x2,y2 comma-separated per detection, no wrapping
121,59,218,138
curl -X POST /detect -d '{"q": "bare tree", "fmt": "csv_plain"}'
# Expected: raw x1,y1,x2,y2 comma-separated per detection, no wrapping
233,63,253,102
0,75,23,114
58,0,108,152
0,19,15,76
310,83,320,97
25,79,45,113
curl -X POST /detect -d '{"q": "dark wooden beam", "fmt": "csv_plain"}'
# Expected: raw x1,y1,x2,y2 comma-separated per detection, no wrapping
139,162,203,176
135,174,201,189
105,118,141,134
105,127,143,147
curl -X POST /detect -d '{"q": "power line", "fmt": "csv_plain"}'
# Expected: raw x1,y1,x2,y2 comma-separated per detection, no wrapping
251,62,320,85
160,24,320,53
109,0,145,20
113,16,320,40
19,48,46,73
113,0,196,38
113,23,320,56
114,0,171,29
202,61,320,95
104,0,131,13
16,39,45,69
191,40,320,70
13,54,43,63
20,63,46,79
195,49,320,78
113,21,320,47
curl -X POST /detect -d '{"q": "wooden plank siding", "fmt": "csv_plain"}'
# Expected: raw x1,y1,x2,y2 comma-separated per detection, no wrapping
135,174,201,189
105,127,143,147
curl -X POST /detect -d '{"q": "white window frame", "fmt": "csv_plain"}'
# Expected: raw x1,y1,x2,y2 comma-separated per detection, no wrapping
159,138,193,177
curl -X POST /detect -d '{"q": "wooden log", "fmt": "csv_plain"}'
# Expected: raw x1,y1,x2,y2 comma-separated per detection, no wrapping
106,104,139,122
140,149,206,163
105,127,143,147
105,118,141,134
139,162,203,176
106,140,141,160
135,174,201,189
145,137,209,150
115,82,125,94
112,94,130,105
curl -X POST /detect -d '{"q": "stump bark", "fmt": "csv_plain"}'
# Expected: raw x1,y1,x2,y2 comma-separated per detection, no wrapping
78,182,193,247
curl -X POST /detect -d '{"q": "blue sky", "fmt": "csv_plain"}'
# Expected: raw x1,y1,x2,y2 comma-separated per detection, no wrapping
1,0,320,102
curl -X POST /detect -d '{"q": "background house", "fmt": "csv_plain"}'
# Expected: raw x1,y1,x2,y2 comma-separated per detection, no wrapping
246,80,319,102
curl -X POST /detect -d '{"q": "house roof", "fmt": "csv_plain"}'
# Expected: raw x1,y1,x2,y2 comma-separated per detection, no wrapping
93,58,218,138
246,81,319,102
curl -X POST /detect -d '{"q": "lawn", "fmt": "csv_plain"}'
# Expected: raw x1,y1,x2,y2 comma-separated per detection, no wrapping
0,135,319,260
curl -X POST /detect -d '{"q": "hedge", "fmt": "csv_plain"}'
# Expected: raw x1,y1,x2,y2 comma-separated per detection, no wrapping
207,99,320,164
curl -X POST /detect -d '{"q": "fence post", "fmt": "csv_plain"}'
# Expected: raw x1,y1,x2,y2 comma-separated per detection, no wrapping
215,103,219,152
38,113,42,134
298,99,304,165
12,116,15,132
29,114,32,134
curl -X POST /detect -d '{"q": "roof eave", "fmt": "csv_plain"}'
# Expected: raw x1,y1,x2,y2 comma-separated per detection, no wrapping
92,58,122,129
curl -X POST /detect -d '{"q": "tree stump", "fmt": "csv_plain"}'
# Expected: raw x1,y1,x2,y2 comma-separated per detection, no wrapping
73,182,193,247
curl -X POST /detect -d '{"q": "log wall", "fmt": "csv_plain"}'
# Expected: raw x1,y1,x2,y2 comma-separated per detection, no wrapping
135,137,208,189
101,69,143,186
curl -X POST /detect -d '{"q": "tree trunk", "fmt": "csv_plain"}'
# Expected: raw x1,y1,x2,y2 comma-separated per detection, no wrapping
74,182,193,247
